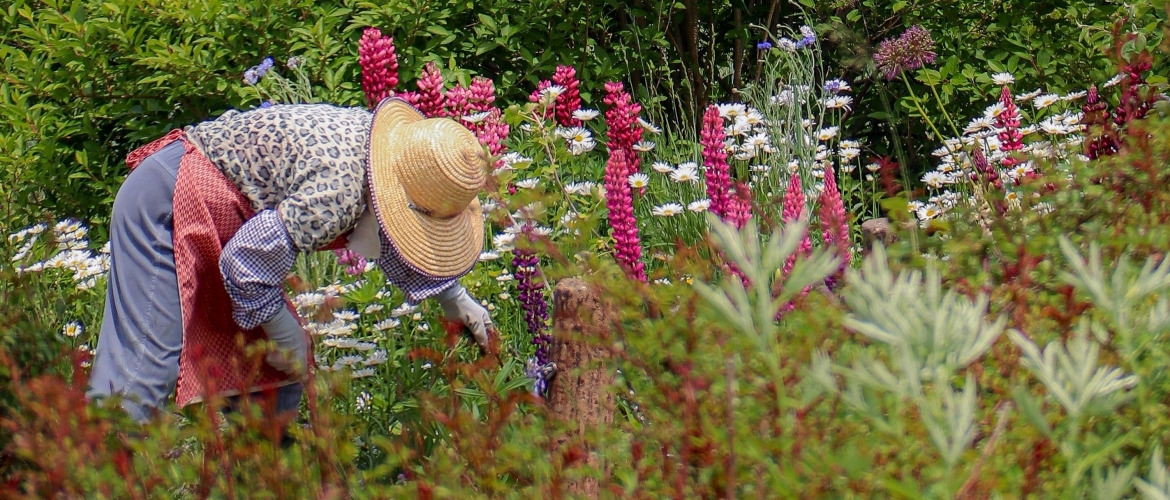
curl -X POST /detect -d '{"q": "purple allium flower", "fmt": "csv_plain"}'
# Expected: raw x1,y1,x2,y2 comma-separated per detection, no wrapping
873,25,937,80
757,40,773,50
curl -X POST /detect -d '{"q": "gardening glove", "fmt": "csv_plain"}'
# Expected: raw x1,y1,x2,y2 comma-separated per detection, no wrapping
261,307,309,377
436,284,492,351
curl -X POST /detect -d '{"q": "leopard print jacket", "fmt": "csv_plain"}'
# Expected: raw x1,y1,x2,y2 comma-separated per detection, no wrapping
186,104,372,252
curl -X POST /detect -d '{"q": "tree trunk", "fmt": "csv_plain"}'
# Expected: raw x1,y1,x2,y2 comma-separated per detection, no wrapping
548,278,614,499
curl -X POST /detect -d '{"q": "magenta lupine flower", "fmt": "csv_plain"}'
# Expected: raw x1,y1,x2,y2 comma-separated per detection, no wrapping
415,62,446,118
700,105,731,217
726,183,753,229
874,25,937,80
358,28,400,110
1084,85,1119,160
971,145,1001,189
444,84,472,122
475,108,510,169
603,142,646,281
819,166,850,290
551,65,583,127
395,90,422,108
603,82,644,173
995,86,1024,177
333,248,367,276
468,77,497,112
777,173,812,317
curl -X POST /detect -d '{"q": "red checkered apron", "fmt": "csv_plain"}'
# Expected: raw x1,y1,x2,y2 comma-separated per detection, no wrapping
126,130,344,407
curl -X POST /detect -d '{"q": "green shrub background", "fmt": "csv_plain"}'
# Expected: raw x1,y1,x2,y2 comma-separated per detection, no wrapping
2,0,1165,230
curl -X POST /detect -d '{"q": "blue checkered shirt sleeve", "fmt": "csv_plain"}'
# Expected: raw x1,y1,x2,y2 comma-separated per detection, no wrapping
220,209,298,330
375,232,463,304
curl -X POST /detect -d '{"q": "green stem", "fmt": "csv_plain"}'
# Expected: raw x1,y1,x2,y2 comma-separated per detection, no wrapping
925,79,962,138
901,73,949,146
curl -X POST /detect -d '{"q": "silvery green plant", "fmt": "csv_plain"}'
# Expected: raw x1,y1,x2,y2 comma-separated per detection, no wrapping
1137,447,1170,500
1059,236,1170,358
692,214,839,413
1008,236,1157,496
811,244,1008,492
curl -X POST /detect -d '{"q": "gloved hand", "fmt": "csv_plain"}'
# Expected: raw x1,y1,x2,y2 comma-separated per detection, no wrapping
261,307,309,377
436,284,492,350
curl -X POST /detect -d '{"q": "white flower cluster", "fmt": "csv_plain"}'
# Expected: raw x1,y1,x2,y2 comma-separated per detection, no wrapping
11,219,110,291
911,72,1105,225
717,103,774,160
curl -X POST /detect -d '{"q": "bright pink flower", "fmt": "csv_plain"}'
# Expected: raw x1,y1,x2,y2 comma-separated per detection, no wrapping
552,65,582,127
995,86,1024,175
444,84,472,123
726,183,752,229
700,105,730,217
358,28,399,110
415,62,446,118
468,77,497,112
603,147,645,281
777,173,812,317
819,166,851,286
1084,85,1119,160
395,90,421,108
602,82,644,175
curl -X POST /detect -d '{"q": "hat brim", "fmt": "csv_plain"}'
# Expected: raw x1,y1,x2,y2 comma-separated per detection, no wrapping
368,98,484,278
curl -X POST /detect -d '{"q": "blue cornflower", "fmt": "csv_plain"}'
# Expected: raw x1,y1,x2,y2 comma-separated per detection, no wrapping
256,56,275,78
259,100,274,108
242,68,259,85
796,25,816,49
823,78,852,94
757,40,773,50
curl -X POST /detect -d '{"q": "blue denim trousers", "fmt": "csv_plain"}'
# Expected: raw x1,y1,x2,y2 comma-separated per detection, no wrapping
86,140,301,422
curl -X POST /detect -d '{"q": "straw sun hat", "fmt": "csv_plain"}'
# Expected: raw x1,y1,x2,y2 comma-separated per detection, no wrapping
367,98,488,277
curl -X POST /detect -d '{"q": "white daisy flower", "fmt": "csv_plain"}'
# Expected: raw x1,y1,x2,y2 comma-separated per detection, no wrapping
839,147,861,162
365,350,389,365
637,117,662,133
569,139,596,155
670,164,700,183
687,199,711,212
921,171,948,189
462,111,491,123
983,102,1006,118
492,232,516,251
541,85,566,99
742,109,766,127
363,304,384,315
1061,90,1087,101
822,95,853,111
62,321,83,338
717,103,747,119
651,203,684,217
374,318,400,331
1033,93,1060,109
816,126,839,141
500,152,533,167
334,310,360,322
628,173,650,189
991,72,1015,86
496,271,515,282
573,108,600,121
1103,74,1124,88
390,303,418,318
632,140,655,152
478,251,500,261
351,367,377,379
1015,89,1043,102
336,355,364,366
515,178,540,189
964,116,994,134
652,161,675,173
916,204,942,220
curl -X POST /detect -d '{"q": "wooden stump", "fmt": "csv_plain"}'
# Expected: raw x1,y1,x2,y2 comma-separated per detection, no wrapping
548,278,614,499
861,217,897,250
